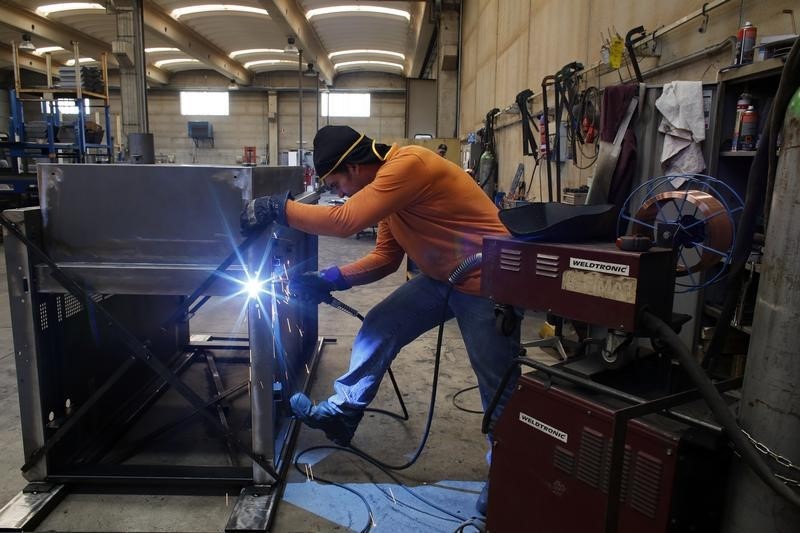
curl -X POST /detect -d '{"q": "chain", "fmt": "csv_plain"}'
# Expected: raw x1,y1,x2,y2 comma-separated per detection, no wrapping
741,429,800,487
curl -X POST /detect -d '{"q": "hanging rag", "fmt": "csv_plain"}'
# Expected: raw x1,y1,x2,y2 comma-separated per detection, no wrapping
655,81,706,176
586,83,640,210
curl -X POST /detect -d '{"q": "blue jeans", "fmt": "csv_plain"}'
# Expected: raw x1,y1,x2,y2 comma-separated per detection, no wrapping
328,274,521,445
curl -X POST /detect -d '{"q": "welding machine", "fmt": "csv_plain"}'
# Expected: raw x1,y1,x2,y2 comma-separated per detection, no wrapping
486,374,729,533
481,238,676,335
481,237,679,370
480,176,744,532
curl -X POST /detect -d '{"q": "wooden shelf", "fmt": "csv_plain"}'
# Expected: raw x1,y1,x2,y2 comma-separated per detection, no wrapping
16,88,108,102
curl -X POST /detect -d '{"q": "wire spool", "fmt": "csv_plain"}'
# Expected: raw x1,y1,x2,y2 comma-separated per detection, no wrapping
620,174,744,292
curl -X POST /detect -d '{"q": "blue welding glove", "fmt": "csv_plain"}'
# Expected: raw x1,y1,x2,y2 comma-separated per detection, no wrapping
289,266,351,304
240,191,291,235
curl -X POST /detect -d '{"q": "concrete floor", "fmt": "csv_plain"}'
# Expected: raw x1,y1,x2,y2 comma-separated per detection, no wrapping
0,215,552,532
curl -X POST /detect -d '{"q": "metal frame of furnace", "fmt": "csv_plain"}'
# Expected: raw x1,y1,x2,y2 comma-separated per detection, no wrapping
0,164,319,532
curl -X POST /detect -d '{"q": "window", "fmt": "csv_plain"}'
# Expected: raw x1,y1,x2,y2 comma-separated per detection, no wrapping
180,91,229,116
320,92,370,117
42,98,90,115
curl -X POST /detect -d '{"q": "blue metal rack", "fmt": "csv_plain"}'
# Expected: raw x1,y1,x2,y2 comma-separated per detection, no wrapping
2,44,113,169
3,89,113,166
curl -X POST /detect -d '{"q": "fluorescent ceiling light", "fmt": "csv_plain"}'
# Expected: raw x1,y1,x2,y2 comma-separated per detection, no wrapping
36,3,105,16
329,49,405,60
155,58,201,68
334,60,404,70
33,46,66,56
171,4,268,18
145,47,181,53
307,5,410,21
230,48,284,59
65,57,96,66
244,59,297,69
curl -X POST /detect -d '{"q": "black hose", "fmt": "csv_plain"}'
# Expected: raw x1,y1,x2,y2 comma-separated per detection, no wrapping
641,310,800,509
350,285,452,470
448,252,482,285
295,253,485,492
703,37,800,370
701,104,770,369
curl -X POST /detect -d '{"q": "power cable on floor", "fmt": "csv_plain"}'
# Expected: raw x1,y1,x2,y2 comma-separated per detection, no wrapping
294,445,467,527
292,255,488,531
452,385,483,415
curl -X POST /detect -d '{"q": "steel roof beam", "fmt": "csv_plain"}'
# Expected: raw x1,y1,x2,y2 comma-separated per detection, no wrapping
142,1,252,85
0,44,61,78
257,0,335,85
0,1,169,85
407,1,434,78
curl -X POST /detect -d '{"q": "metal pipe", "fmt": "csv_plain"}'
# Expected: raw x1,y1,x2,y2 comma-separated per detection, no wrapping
492,37,736,135
132,0,149,132
644,0,733,47
488,0,735,124
298,49,303,160
636,36,736,80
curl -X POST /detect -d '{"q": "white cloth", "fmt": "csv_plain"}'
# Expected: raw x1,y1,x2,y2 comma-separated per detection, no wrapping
655,81,706,175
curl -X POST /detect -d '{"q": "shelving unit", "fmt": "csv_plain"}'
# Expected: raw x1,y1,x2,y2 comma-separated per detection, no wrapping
699,57,784,376
1,41,112,171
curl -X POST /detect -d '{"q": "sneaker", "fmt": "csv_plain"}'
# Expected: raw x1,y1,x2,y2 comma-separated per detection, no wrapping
476,481,489,516
290,393,363,446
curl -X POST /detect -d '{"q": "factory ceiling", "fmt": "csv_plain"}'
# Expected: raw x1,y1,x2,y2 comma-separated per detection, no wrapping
0,1,436,87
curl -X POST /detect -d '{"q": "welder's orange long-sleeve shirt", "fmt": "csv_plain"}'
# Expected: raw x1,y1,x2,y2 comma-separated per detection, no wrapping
284,144,509,295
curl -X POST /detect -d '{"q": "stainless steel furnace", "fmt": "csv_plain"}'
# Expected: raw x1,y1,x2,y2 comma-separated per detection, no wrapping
0,163,319,532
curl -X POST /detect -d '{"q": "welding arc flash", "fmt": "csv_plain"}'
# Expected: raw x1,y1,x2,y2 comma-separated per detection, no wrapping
245,278,266,299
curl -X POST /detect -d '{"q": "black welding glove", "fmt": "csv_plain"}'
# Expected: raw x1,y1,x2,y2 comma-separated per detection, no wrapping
289,267,351,304
240,191,291,235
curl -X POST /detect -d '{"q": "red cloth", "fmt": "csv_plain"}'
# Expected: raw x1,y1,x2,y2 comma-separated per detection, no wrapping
600,84,639,210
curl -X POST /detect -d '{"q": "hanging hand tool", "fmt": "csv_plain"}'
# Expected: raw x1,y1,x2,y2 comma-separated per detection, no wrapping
625,26,648,83
555,62,585,169
541,75,555,201
516,89,539,159
552,62,584,201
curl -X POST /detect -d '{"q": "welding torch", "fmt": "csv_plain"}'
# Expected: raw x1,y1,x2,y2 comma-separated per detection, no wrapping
320,293,364,321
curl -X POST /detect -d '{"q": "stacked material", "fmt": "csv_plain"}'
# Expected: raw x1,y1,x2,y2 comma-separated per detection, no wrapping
81,67,104,93
25,121,50,142
58,67,79,88
57,66,103,92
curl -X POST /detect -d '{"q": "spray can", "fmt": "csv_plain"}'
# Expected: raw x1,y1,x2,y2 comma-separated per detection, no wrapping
732,93,752,151
539,114,549,158
739,106,759,151
736,21,757,65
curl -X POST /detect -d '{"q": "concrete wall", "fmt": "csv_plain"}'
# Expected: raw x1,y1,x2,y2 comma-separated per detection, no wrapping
121,70,406,165
460,0,798,200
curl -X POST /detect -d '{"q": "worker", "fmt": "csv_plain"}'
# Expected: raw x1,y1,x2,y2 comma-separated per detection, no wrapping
240,125,521,515
437,142,448,157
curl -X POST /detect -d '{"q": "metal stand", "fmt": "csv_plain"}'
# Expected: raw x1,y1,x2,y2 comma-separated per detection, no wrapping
521,336,568,361
0,164,318,532
0,483,67,532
